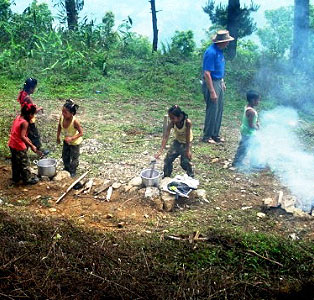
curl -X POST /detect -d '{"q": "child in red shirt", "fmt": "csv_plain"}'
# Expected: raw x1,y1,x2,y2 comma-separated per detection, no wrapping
17,78,44,151
8,104,42,184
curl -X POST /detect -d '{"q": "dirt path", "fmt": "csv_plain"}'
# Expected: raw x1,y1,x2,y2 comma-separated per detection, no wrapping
1,159,313,241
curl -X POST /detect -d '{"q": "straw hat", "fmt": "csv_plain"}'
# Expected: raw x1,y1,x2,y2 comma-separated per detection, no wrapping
212,30,234,43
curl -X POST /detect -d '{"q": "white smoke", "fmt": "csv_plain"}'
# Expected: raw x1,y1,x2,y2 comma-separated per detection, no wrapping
250,106,314,212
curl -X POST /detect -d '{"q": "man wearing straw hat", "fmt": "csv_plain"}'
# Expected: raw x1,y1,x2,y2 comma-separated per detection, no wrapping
202,29,234,144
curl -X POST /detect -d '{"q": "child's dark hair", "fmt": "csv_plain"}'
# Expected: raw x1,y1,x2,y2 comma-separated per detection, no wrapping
168,105,188,120
246,90,260,103
64,99,79,115
23,78,37,92
21,103,36,121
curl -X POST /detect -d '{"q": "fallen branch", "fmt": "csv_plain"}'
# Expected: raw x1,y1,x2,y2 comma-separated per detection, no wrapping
56,171,89,204
124,139,152,144
94,180,112,195
247,250,283,267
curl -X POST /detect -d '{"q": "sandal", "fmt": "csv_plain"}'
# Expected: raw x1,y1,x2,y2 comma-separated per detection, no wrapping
207,138,217,144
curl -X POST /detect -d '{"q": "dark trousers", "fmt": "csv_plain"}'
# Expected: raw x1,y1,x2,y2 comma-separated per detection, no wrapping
10,147,32,183
28,123,41,149
233,135,254,167
202,80,224,141
164,140,194,177
62,142,80,175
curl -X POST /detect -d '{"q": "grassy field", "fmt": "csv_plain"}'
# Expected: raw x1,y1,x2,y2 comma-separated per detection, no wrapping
0,57,314,299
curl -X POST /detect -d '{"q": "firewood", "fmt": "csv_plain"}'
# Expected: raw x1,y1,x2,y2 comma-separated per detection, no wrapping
94,180,112,195
56,171,89,204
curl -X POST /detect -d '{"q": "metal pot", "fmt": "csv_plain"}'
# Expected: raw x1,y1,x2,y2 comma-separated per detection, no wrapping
34,158,57,177
140,168,163,187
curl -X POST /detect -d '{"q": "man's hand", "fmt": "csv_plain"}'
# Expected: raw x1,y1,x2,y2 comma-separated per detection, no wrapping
210,90,218,102
222,81,226,91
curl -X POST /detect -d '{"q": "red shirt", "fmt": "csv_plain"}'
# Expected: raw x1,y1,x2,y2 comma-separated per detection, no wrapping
8,116,27,151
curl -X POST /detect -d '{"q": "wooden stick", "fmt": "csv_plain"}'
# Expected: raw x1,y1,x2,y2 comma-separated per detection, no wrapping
247,250,283,267
56,171,89,204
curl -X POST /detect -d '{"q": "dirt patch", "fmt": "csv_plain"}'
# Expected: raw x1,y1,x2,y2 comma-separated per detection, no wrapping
1,160,314,241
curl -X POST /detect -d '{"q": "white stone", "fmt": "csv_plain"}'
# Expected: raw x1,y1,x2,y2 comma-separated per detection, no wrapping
53,170,71,181
145,187,160,199
257,212,266,218
288,233,299,241
241,206,252,210
194,189,208,202
0,199,3,206
49,208,57,212
124,185,132,192
112,182,122,189
129,176,143,187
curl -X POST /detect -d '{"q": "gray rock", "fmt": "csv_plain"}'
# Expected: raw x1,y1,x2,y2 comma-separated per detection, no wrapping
161,191,175,212
53,170,71,181
194,189,208,202
129,176,143,187
145,187,160,199
112,182,122,189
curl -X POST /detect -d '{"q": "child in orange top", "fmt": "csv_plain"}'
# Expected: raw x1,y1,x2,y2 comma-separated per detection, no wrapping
57,100,83,177
155,105,194,177
8,104,42,184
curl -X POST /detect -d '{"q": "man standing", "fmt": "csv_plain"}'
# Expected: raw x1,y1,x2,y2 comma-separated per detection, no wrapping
202,30,234,144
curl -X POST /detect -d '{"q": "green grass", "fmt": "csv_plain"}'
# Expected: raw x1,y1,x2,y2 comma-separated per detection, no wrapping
1,55,314,299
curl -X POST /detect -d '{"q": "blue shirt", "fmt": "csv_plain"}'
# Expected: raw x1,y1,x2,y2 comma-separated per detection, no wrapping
202,44,225,80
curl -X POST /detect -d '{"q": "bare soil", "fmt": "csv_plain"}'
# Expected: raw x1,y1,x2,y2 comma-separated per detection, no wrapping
1,155,314,241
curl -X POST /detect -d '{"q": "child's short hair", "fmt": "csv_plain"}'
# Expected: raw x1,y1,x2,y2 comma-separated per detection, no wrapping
64,99,79,115
23,78,37,92
246,90,260,103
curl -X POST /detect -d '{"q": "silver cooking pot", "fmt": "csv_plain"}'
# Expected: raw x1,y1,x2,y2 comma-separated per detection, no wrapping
140,168,163,187
34,158,57,177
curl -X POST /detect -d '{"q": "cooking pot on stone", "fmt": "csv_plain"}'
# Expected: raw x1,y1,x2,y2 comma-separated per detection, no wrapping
140,168,163,187
34,158,57,178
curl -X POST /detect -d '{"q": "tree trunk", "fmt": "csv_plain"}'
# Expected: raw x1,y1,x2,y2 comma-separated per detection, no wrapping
226,0,240,59
150,0,158,52
292,0,309,66
65,0,78,31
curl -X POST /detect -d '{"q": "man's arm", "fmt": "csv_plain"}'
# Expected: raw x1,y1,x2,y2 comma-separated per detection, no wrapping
204,70,217,102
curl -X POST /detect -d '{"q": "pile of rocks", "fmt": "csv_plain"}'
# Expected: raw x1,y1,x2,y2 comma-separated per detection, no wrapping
263,191,313,218
122,176,208,212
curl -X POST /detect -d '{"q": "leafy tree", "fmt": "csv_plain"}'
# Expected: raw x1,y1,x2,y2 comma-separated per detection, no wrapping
203,0,259,59
257,7,293,59
170,30,195,57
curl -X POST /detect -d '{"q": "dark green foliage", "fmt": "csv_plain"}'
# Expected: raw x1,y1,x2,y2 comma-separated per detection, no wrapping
203,0,258,39
170,30,196,57
203,0,259,59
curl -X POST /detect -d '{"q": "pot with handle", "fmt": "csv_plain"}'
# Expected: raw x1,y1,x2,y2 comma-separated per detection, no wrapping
140,168,163,187
34,158,58,178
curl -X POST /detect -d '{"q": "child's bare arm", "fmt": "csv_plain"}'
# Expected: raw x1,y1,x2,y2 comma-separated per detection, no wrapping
155,122,173,158
20,122,41,155
57,121,62,144
185,119,192,159
246,110,258,129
